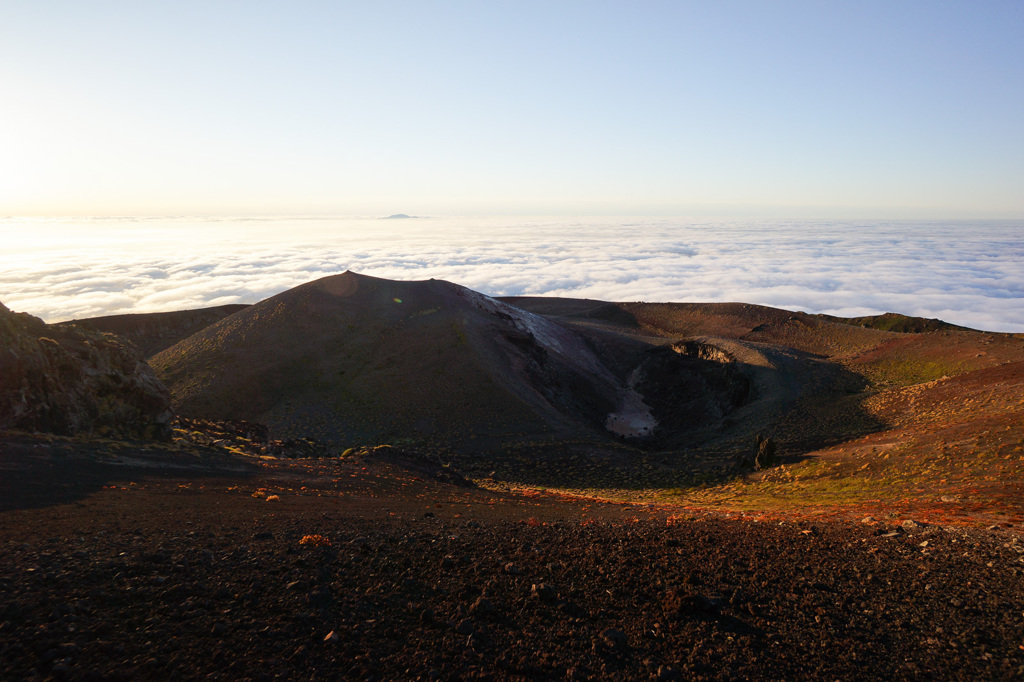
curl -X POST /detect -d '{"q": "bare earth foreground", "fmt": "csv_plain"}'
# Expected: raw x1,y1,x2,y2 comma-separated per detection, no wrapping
1,437,1022,681
5,277,1024,680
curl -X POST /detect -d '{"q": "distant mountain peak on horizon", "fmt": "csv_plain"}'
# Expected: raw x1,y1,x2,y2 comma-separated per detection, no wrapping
381,213,416,219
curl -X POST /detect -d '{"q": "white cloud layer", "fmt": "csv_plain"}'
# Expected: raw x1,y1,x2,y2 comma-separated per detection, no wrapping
2,216,1022,333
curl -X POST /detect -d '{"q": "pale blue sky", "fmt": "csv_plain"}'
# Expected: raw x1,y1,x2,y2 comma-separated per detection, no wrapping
2,1,1022,217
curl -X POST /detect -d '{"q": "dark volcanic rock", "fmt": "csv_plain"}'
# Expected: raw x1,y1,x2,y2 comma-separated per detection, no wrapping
267,437,333,459
632,342,751,444
532,582,558,603
0,302,172,438
755,434,778,470
342,445,474,487
172,416,270,453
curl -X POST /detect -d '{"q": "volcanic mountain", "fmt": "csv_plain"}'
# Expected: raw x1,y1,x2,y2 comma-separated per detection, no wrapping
151,273,639,453
151,273,793,461
148,271,1024,485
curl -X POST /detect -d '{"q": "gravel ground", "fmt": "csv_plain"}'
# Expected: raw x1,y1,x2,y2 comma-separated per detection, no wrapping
1,444,1023,681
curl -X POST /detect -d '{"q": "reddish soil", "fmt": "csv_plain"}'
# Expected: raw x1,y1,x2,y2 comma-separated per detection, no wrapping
2,436,1023,681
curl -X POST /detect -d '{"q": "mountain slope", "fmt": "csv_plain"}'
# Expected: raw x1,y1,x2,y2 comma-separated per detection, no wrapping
812,311,976,334
151,272,631,452
153,276,918,466
67,304,249,358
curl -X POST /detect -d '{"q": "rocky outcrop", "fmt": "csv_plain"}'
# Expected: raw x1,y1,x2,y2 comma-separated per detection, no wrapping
0,302,173,438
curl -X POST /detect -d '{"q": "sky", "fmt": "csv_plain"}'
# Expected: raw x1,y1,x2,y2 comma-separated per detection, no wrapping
2,1,1023,217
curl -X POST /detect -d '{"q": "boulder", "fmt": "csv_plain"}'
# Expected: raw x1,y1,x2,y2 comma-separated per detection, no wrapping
0,302,172,439
755,434,778,469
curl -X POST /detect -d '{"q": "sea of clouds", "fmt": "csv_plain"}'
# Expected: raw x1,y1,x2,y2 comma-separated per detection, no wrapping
2,216,1022,332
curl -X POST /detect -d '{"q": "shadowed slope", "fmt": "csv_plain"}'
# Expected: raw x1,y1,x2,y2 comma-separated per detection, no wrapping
151,273,628,453
67,304,250,358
